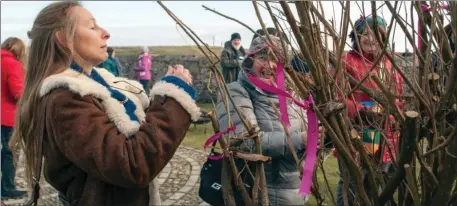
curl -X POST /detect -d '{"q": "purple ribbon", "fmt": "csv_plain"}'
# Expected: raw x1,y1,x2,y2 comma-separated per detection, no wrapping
203,125,237,160
247,71,318,197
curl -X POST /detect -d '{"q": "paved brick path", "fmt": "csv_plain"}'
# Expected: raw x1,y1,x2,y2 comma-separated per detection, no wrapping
3,146,207,206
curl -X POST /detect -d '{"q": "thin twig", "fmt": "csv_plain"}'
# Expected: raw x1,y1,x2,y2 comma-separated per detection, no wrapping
384,1,425,64
423,125,457,157
202,5,260,36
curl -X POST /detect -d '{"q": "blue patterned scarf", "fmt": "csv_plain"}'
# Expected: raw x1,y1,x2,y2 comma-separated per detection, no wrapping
70,62,140,122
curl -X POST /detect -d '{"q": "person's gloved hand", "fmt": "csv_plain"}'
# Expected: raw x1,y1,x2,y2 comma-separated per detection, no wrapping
166,64,192,85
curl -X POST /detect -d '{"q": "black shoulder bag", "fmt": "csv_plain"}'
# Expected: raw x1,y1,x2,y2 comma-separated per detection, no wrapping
198,138,255,205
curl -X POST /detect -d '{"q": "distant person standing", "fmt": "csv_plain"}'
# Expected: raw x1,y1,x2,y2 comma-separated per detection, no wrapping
98,47,123,77
1,37,27,199
112,49,124,76
220,32,246,83
135,46,152,94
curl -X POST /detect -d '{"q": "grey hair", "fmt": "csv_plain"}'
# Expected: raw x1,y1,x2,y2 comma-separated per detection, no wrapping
141,46,149,53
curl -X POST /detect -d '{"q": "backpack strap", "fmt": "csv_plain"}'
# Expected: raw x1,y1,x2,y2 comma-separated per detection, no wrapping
23,98,47,206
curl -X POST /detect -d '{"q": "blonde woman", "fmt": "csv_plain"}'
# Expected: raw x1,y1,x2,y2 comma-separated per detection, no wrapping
10,2,200,205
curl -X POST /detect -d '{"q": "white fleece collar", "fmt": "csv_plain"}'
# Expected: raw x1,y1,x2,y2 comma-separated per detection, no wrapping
40,68,150,137
150,81,201,122
40,68,202,136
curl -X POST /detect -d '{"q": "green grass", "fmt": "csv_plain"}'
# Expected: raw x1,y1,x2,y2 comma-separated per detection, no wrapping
113,46,223,56
184,103,340,205
182,103,216,149
309,157,339,205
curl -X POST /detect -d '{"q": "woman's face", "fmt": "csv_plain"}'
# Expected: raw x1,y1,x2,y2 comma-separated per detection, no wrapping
232,39,241,50
70,6,110,66
359,27,383,54
252,55,277,83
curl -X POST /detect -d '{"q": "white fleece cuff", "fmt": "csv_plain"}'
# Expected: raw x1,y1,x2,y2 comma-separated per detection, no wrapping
150,81,201,121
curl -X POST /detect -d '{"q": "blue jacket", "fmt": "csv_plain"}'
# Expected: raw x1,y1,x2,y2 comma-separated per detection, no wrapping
98,56,122,77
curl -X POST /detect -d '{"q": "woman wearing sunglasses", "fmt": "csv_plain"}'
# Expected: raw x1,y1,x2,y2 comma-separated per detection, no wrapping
9,2,200,206
334,16,403,206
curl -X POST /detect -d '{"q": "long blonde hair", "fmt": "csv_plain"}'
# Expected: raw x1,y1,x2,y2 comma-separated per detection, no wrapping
1,37,27,65
9,1,81,190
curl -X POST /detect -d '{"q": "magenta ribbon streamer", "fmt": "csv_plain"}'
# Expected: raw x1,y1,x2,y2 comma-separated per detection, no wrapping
203,125,236,160
298,95,318,196
275,59,289,127
247,71,318,196
207,154,224,160
247,74,310,109
418,4,428,50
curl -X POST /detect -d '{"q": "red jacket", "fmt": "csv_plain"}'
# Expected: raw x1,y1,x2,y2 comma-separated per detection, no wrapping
336,50,403,163
1,49,25,127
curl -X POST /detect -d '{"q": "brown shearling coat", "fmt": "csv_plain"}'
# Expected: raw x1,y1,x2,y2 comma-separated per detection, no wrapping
36,68,201,206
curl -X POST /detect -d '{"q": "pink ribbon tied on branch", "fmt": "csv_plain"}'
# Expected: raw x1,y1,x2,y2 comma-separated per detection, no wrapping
246,59,319,199
203,125,236,160
418,3,450,49
420,3,449,12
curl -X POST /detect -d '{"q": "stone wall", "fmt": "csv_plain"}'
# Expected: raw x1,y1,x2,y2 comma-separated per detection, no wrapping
394,54,417,110
117,55,218,102
394,54,417,96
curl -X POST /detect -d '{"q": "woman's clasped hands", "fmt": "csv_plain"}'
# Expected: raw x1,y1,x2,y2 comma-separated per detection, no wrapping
166,64,193,85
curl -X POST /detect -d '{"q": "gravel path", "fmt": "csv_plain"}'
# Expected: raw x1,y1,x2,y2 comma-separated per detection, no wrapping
3,146,208,206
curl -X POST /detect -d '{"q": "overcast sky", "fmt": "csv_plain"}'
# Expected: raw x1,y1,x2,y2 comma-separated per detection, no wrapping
1,1,451,52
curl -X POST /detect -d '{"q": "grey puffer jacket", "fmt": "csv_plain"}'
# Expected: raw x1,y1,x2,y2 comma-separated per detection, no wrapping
216,71,307,206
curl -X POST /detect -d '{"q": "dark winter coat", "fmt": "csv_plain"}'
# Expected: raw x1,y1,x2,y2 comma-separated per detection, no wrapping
37,68,201,205
220,41,246,83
